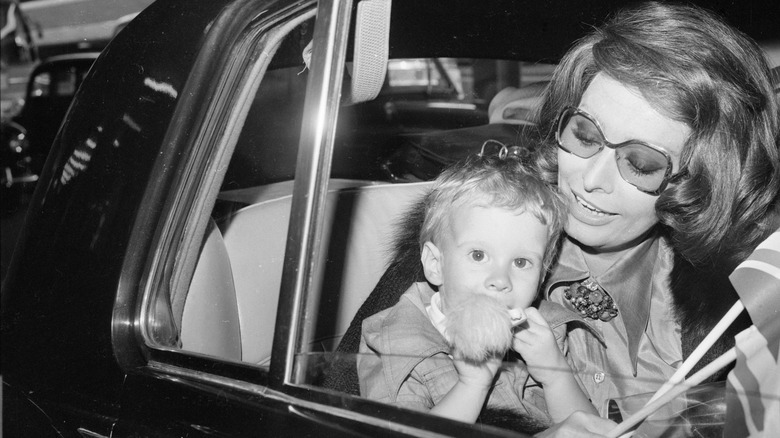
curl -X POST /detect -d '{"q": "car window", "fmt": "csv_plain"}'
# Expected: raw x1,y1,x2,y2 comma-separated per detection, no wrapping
136,5,561,434
139,10,555,361
138,9,318,362
165,54,554,368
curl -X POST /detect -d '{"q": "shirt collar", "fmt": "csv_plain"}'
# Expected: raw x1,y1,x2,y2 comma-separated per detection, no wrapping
545,233,660,373
426,292,448,338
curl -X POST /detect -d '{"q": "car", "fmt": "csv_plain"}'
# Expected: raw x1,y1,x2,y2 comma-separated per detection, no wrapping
1,52,98,213
1,0,41,117
1,0,777,436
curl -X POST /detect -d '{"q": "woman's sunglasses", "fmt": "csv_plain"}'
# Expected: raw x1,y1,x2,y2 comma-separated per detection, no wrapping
555,106,682,195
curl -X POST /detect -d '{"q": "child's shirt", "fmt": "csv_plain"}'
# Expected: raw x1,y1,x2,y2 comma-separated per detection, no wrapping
357,281,596,422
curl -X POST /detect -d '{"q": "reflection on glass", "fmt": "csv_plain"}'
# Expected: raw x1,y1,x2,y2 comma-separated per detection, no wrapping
295,352,740,437
31,72,51,97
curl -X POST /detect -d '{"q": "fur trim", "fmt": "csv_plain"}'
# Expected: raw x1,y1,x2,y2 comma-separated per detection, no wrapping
445,295,513,362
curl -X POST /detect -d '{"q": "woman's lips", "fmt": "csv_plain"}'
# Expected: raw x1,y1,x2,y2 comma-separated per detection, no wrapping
574,193,615,216
568,192,617,225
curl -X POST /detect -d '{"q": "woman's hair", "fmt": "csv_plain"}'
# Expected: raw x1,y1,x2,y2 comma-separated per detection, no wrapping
420,151,568,273
536,1,780,269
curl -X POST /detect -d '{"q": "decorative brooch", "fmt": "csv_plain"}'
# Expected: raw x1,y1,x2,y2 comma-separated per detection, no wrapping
564,278,618,322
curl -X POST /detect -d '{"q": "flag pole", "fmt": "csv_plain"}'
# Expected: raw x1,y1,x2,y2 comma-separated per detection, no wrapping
607,346,738,438
645,300,745,404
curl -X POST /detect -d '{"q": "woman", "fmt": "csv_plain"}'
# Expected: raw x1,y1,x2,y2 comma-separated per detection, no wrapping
325,1,780,434
532,0,779,418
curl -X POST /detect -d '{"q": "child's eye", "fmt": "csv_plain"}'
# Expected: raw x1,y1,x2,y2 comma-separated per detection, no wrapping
470,250,485,262
513,258,530,269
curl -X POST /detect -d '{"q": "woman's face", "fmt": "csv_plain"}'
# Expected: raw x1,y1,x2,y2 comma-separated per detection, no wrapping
557,73,690,254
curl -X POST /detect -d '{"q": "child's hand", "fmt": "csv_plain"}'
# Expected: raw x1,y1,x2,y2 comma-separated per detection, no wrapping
429,352,502,422
511,307,569,385
451,352,502,389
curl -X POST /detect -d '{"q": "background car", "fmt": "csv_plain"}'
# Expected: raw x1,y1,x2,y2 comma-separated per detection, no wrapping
1,0,41,117
0,52,97,214
2,0,777,436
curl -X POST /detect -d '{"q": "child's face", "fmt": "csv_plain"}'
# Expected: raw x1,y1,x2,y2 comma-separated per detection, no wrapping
421,203,548,314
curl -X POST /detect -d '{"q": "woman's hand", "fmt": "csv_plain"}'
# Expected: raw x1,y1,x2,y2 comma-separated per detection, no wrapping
512,307,568,385
535,412,617,437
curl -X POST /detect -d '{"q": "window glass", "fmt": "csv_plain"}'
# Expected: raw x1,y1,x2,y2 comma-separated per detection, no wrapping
140,16,315,363
142,5,558,386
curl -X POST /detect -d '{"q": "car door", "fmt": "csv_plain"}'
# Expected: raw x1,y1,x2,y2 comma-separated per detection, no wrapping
101,0,484,436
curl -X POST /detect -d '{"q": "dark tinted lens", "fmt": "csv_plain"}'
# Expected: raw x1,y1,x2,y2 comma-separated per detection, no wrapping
616,143,669,191
558,112,604,158
556,107,673,193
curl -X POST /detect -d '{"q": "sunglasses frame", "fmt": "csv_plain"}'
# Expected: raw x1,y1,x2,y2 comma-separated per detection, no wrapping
555,106,680,195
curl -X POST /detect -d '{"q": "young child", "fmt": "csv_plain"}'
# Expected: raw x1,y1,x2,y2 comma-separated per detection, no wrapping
357,148,597,425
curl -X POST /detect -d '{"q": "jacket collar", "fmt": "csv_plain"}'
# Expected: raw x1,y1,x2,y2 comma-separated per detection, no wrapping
378,282,450,360
545,233,661,373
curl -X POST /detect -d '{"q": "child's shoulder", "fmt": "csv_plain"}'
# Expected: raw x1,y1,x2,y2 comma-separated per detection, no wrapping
363,282,434,330
362,282,446,354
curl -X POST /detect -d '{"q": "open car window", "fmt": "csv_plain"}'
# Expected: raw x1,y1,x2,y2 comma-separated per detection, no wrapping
139,14,556,365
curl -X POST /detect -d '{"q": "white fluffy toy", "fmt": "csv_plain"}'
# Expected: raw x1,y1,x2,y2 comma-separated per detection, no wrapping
444,294,527,363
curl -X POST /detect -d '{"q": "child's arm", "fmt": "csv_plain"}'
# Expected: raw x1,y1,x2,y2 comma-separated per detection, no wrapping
429,354,502,422
512,308,597,423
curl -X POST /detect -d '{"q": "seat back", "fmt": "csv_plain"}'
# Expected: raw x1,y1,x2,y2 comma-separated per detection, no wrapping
181,219,243,361
218,180,433,364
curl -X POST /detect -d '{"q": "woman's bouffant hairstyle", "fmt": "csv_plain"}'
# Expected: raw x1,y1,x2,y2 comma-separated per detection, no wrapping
420,151,568,273
536,1,780,269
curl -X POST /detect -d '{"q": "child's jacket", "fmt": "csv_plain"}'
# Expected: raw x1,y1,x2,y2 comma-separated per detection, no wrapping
358,282,600,422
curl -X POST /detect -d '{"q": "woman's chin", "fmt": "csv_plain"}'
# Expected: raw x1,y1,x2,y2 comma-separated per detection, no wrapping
565,219,657,255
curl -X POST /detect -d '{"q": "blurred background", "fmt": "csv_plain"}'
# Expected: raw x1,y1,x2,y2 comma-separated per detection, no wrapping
2,0,155,114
